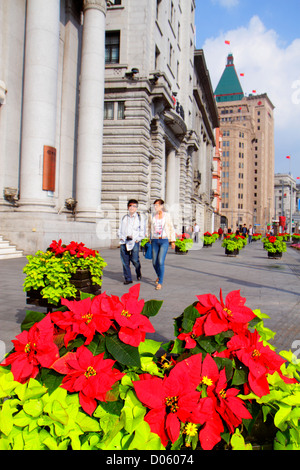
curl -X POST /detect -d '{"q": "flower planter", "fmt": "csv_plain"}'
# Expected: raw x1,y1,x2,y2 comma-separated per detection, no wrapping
26,269,101,311
175,246,188,255
225,248,239,256
204,243,213,247
267,251,282,259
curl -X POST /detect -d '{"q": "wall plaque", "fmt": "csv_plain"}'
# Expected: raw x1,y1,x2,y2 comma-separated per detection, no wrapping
43,146,56,191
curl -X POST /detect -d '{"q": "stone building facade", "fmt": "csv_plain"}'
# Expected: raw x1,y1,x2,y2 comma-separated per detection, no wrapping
102,0,218,240
274,173,298,233
0,0,218,253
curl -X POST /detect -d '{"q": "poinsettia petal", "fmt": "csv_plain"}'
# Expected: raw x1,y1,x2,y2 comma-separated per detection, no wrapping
133,376,165,409
79,391,97,416
51,351,77,374
166,412,181,443
119,326,144,347
204,309,228,335
198,411,224,450
61,297,92,316
225,396,252,420
144,408,168,447
248,371,270,397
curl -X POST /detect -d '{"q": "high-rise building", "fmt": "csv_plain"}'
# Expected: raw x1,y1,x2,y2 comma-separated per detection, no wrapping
215,54,275,232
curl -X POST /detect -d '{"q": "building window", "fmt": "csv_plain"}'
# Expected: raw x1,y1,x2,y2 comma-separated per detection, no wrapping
170,1,174,25
105,31,120,64
117,102,125,120
169,43,173,68
104,102,114,120
104,102,125,120
156,0,162,20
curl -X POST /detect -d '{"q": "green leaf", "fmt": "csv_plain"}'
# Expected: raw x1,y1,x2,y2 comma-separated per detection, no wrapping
230,428,252,450
86,333,106,356
232,367,248,386
76,411,100,433
141,299,163,317
39,369,63,395
106,335,141,368
274,403,292,431
182,304,200,332
21,310,46,332
23,399,43,418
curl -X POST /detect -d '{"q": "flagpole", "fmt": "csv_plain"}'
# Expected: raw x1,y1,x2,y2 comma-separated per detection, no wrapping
286,156,292,233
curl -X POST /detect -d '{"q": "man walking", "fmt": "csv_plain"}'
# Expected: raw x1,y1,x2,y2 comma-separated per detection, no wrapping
119,199,145,284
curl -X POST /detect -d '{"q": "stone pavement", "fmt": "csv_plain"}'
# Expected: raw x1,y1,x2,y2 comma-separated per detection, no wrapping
0,240,299,359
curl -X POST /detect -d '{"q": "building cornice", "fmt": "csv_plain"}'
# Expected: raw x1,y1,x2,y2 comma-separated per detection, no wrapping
83,0,107,14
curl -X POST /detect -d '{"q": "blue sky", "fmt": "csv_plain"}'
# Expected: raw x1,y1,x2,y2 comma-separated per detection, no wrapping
195,0,300,177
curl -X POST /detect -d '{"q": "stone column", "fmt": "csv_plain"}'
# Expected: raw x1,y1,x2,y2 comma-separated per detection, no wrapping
166,148,178,208
75,0,107,220
18,0,60,211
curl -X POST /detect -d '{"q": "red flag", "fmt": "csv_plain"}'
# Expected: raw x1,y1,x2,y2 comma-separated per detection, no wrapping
225,40,230,45
286,156,291,159
252,90,256,93
240,73,244,76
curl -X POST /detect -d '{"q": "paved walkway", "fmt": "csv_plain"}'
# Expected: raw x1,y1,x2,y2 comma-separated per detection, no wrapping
0,241,300,359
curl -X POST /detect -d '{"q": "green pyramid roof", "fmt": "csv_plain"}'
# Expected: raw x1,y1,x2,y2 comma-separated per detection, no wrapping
214,54,244,102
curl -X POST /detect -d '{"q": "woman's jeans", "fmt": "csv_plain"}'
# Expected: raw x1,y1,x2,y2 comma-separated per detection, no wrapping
120,243,141,282
151,238,169,284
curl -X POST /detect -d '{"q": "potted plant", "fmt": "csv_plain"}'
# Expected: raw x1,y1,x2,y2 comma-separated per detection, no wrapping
175,233,193,254
262,235,287,259
203,232,215,247
23,240,107,309
252,233,262,242
292,234,300,243
222,235,243,256
1,285,300,450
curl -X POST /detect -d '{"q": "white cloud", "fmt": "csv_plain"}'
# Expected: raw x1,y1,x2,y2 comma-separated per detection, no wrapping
202,15,300,173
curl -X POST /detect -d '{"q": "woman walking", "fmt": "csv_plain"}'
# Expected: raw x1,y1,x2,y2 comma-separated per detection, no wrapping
148,199,176,290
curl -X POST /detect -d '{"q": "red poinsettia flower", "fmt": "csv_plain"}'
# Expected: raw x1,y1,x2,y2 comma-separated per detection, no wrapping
224,330,295,396
51,293,113,346
169,353,252,450
51,346,125,416
49,239,67,255
1,315,59,384
133,365,202,447
110,284,155,347
177,331,197,349
65,241,80,256
194,290,256,337
211,368,252,432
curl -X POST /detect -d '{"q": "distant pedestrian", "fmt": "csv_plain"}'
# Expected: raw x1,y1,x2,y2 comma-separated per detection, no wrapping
148,199,176,290
194,223,200,242
119,199,145,284
242,224,247,236
248,225,253,243
218,227,223,240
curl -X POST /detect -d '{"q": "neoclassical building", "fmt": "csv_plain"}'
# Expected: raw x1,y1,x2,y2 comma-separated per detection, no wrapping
102,2,218,238
0,0,218,253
